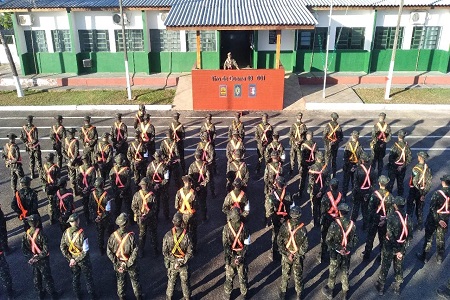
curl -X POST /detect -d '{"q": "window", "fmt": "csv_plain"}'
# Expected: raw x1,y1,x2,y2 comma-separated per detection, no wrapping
411,26,441,50
335,27,365,50
150,29,180,52
186,31,216,52
374,27,404,49
24,30,48,53
114,29,144,52
0,35,14,44
297,27,328,50
52,30,72,52
78,30,110,52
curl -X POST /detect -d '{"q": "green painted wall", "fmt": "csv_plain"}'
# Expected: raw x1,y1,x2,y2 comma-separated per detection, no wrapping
76,52,149,74
149,51,219,73
295,50,370,72
21,52,78,75
257,51,295,71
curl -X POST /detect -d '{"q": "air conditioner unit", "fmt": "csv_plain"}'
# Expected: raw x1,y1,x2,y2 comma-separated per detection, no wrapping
18,15,33,26
161,12,169,22
410,12,427,25
112,13,129,25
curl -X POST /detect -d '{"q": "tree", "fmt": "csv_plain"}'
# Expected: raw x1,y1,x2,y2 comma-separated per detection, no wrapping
0,13,13,30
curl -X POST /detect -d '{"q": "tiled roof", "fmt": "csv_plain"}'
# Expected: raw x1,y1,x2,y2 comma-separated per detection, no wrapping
0,0,175,9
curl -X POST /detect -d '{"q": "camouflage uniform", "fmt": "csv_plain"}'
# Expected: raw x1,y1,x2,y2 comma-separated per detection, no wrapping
342,132,364,198
226,154,249,192
319,181,342,261
363,176,394,261
277,207,308,299
138,114,156,158
323,113,343,177
131,180,158,257
265,177,293,260
299,132,317,195
376,197,412,296
0,239,13,299
289,113,307,174
41,154,60,224
175,179,199,251
50,115,66,168
60,215,95,299
407,152,432,229
109,155,132,218
370,113,391,177
2,133,24,192
94,134,113,183
162,213,193,300
21,216,57,299
227,113,245,140
196,134,215,197
133,105,146,130
308,152,329,227
160,134,182,190
322,204,357,300
169,113,186,172
226,134,246,168
264,133,285,164
417,179,450,264
264,154,283,196
200,114,217,174
146,152,169,220
77,156,96,224
21,115,42,178
107,214,142,300
127,134,147,184
63,129,81,190
89,180,112,255
351,154,376,228
110,113,129,158
254,114,273,173
223,208,250,299
11,177,40,231
188,153,210,221
54,179,75,233
222,181,250,220
387,130,412,196
79,116,98,165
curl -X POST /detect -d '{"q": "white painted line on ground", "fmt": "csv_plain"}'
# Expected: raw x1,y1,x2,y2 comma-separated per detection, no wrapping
0,105,172,112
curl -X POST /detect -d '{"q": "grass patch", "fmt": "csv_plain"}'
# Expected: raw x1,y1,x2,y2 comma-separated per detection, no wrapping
0,89,175,106
354,88,450,104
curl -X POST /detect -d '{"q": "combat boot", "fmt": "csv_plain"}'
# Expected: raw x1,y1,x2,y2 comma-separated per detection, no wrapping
437,252,444,264
393,282,401,295
437,285,450,299
416,251,427,263
322,285,333,300
375,281,384,296
362,250,371,261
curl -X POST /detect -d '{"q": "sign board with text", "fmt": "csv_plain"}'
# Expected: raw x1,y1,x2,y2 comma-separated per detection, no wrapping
192,68,284,110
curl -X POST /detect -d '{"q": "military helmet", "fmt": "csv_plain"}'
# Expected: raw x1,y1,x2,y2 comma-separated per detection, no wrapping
397,130,406,138
338,203,350,213
26,214,40,227
194,149,203,159
115,153,125,163
67,212,80,223
20,176,32,185
440,175,450,185
94,177,104,187
393,196,406,206
115,213,129,226
330,178,339,188
290,206,302,219
316,151,324,160
228,207,241,222
172,212,183,226
418,151,429,160
139,177,150,186
378,175,390,185
331,112,339,119
232,178,243,188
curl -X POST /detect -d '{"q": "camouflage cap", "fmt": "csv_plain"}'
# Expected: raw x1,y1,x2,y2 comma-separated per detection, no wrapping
330,178,339,187
116,113,123,118
378,175,390,185
94,177,104,187
338,203,350,212
7,132,17,139
316,151,324,160
55,115,63,120
379,112,386,118
418,151,429,159
102,132,110,138
228,207,241,222
234,112,241,117
172,212,183,225
84,116,91,121
397,130,406,138
115,153,125,163
205,113,212,119
273,131,280,137
20,176,32,185
271,150,279,157
306,130,313,136
139,177,150,186
290,206,302,219
154,150,162,158
351,130,359,137
360,152,370,162
331,112,339,119
115,212,129,226
393,196,406,206
27,115,34,120
45,152,55,160
67,212,80,223
261,113,268,118
57,176,68,187
139,104,145,110
144,113,151,120
67,128,77,134
232,178,243,188
440,175,450,184
297,112,303,118
26,214,40,226
194,149,203,159
181,175,192,182
173,112,180,118
275,176,286,187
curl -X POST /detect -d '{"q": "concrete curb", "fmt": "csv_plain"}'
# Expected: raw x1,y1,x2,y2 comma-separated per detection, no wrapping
0,105,172,111
305,103,450,111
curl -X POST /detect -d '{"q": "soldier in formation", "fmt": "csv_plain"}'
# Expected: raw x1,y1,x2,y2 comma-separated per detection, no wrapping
95,132,113,183
161,130,182,190
387,130,412,196
196,132,215,197
289,112,307,175
370,112,391,177
89,178,112,255
111,113,129,158
41,153,60,224
175,175,198,252
110,154,132,218
147,150,169,220
228,112,245,140
50,115,66,168
255,113,273,173
169,112,186,172
222,178,250,220
54,177,74,233
342,131,364,199
11,176,40,231
308,151,328,227
79,116,98,165
139,113,156,158
323,112,343,178
299,131,317,196
2,132,24,192
21,115,42,178
63,128,80,190
265,131,285,164
188,150,210,222
226,149,249,192
77,154,96,224
264,151,283,196
128,132,147,184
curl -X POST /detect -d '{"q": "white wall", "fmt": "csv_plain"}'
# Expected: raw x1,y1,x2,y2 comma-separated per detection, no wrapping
257,30,295,51
0,36,19,64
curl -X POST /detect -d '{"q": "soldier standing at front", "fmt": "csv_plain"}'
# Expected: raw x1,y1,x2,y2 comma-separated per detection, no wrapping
299,131,317,196
139,113,156,159
95,133,113,183
111,113,128,158
387,130,412,196
54,177,75,233
50,115,66,168
265,176,293,260
79,116,98,165
226,131,246,169
277,206,308,300
416,175,450,264
63,128,80,191
289,112,307,175
127,132,147,184
110,154,132,218
265,131,285,164
21,115,42,178
255,113,273,173
342,131,364,200
107,213,142,300
11,176,40,231
370,112,391,177
131,178,158,257
41,153,60,225
60,213,96,300
323,112,343,178
163,212,194,300
21,214,57,300
170,112,186,172
147,150,170,220
375,196,412,296
89,178,112,255
188,150,210,222
228,112,245,140
308,151,329,227
223,207,250,300
2,132,24,192
322,203,357,300
363,175,393,261
407,151,433,230
77,154,96,224
133,104,146,129
175,175,199,252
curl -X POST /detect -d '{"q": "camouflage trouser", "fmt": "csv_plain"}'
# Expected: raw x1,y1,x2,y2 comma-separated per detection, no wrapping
378,247,404,285
423,218,447,255
27,146,42,174
208,165,215,196
97,164,111,184
166,263,190,299
32,257,56,295
224,261,248,296
131,161,146,184
9,164,24,192
290,145,301,172
68,166,77,190
0,254,13,295
116,265,142,298
371,143,386,178
81,193,91,224
182,214,197,251
320,218,333,255
83,146,95,165
168,163,182,190
53,143,63,168
256,144,267,171
177,141,185,173
298,164,310,194
114,190,131,218
137,217,158,254
310,192,321,226
271,221,282,259
364,222,387,257
342,164,356,197
71,257,95,297
155,184,169,220
407,187,425,225
387,167,406,196
324,142,339,177
95,217,111,253
327,254,351,292
351,191,370,228
196,187,208,221
280,255,304,295
46,191,57,223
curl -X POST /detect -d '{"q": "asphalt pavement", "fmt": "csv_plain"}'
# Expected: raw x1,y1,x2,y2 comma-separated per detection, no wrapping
0,110,449,300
